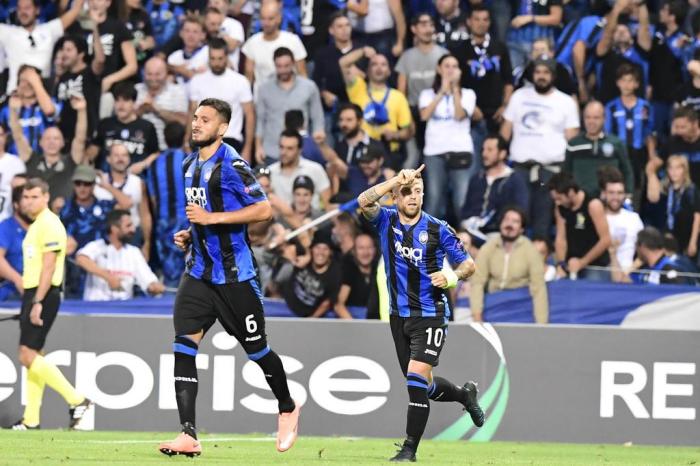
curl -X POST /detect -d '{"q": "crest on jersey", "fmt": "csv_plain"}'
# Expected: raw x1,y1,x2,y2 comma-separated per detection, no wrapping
93,206,103,217
419,231,428,244
204,170,212,181
602,142,614,157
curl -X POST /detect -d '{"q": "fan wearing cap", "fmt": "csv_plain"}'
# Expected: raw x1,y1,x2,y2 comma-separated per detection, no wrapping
281,229,341,318
275,175,326,246
513,39,575,96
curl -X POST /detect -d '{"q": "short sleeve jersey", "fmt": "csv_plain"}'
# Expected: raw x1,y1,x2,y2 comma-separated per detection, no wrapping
22,208,66,289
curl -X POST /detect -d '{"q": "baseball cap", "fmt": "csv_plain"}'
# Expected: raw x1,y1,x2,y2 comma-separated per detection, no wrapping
310,229,334,249
71,165,97,183
293,175,315,193
357,144,383,164
532,54,557,74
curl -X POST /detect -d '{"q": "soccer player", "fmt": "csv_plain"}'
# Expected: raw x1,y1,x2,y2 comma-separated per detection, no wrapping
158,98,299,457
357,166,485,462
10,178,93,430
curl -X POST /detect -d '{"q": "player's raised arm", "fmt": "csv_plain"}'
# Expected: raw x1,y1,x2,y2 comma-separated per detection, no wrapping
357,165,425,219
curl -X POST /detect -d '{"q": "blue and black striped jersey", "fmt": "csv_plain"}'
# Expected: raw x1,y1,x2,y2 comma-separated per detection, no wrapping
183,143,266,285
369,207,469,318
147,148,188,225
605,97,654,150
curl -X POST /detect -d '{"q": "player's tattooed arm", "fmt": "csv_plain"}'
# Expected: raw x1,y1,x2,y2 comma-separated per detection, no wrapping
455,258,476,281
358,186,382,219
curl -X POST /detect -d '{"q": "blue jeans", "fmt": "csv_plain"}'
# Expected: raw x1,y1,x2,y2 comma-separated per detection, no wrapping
578,267,611,282
470,120,487,174
506,40,532,74
490,0,512,44
424,154,474,221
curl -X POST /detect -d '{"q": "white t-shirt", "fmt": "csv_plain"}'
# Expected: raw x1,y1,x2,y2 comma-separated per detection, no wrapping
241,31,307,87
607,208,644,269
0,153,26,222
167,45,210,82
135,82,189,150
94,174,145,227
0,19,64,92
78,239,158,301
268,158,330,209
221,16,245,71
188,69,253,141
350,0,394,33
503,87,579,165
419,88,476,156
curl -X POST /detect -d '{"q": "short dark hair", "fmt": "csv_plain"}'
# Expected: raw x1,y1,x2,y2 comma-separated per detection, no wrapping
208,36,228,52
500,205,528,229
198,98,232,124
338,102,363,120
24,177,49,194
673,105,699,123
164,122,186,149
547,172,579,194
60,35,88,61
636,226,665,251
663,0,688,28
328,11,348,27
411,12,433,25
107,209,130,232
273,47,294,62
597,165,624,190
279,129,303,148
111,81,137,101
17,64,41,80
469,4,490,17
11,185,24,206
204,6,222,16
616,63,640,82
484,133,508,153
662,232,680,254
284,109,304,132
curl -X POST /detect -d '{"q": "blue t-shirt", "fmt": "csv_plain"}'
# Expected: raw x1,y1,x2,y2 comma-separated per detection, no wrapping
146,148,188,227
0,216,25,299
605,97,654,151
369,207,469,317
60,197,115,251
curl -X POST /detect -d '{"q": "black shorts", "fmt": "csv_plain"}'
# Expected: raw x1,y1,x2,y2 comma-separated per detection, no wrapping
173,275,268,355
20,286,61,350
390,315,448,375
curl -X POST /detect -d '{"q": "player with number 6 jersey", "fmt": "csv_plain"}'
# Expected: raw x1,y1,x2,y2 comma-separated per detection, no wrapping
158,98,299,458
357,165,485,462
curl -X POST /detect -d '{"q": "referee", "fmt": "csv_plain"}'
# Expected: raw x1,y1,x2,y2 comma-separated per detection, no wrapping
10,178,93,430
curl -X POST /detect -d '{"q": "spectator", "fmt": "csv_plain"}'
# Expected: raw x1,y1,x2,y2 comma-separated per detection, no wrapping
348,0,405,63
284,110,325,166
253,165,294,219
419,53,477,220
268,129,331,209
146,122,189,287
676,52,700,115
145,0,185,49
94,144,152,257
661,106,700,185
299,0,361,60
1,66,58,156
54,35,104,145
312,12,357,143
242,0,307,88
13,94,87,212
433,0,468,47
0,186,29,300
89,82,160,173
76,209,165,301
460,134,529,238
450,6,513,164
188,37,254,159
202,6,244,71
532,235,557,282
276,175,324,233
0,129,26,222
136,56,189,150
506,0,562,71
594,0,651,104
166,14,209,82
281,230,341,317
514,38,576,96
255,47,324,164
335,233,377,319
613,226,691,284
501,56,579,236
600,166,644,272
647,154,700,258
549,172,611,281
340,47,411,170
124,0,157,68
565,100,634,197
320,102,387,168
604,64,658,190
323,140,387,200
70,0,138,95
470,206,548,323
332,212,359,256
0,0,83,93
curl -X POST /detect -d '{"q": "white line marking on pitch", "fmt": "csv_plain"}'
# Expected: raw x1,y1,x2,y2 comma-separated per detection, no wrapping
64,436,364,444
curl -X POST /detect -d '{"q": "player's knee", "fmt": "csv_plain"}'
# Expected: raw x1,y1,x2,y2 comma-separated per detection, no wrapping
247,344,271,362
173,335,199,358
18,346,37,368
406,372,431,393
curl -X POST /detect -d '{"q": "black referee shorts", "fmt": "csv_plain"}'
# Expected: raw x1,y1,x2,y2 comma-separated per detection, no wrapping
173,274,269,355
19,286,61,351
390,315,448,376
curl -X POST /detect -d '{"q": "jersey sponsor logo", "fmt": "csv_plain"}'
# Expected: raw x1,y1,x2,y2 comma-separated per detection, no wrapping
185,187,208,207
394,240,423,266
521,111,543,130
105,137,146,156
19,116,44,127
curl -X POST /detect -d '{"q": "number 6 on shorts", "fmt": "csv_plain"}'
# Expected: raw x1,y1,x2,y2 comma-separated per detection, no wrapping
245,314,257,333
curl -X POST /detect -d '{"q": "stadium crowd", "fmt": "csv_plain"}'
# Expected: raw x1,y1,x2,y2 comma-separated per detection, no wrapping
1,0,700,322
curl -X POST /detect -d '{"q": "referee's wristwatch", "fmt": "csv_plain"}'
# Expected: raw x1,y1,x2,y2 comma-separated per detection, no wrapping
31,298,42,305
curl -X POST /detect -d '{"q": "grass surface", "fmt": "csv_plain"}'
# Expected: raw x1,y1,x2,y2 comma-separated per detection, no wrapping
1,430,699,465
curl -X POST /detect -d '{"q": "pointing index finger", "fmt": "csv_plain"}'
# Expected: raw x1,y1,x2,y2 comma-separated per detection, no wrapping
415,164,425,174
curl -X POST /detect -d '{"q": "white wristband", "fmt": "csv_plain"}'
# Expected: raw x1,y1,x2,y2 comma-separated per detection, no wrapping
441,267,459,289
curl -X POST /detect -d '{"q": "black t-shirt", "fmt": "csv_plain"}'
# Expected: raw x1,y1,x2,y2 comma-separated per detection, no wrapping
126,8,154,66
93,116,159,169
333,136,387,166
649,29,685,102
25,152,77,202
558,194,609,266
54,67,102,143
450,35,512,118
657,185,700,253
340,253,375,307
595,47,647,104
662,136,700,185
673,82,700,115
435,13,468,47
312,44,361,109
282,262,341,317
69,17,133,79
515,61,576,95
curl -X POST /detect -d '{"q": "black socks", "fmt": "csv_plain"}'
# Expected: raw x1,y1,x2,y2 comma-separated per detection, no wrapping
428,376,465,403
173,336,199,438
250,346,295,413
405,372,430,447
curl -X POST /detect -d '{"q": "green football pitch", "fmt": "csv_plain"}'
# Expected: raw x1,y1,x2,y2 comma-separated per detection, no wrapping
1,431,699,465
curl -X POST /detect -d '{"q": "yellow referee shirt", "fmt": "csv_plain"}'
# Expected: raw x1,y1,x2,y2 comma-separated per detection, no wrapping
22,208,67,289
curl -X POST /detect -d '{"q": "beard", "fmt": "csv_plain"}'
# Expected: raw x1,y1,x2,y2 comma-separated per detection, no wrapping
343,126,360,139
500,230,519,242
190,135,218,149
119,233,135,245
534,81,554,94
